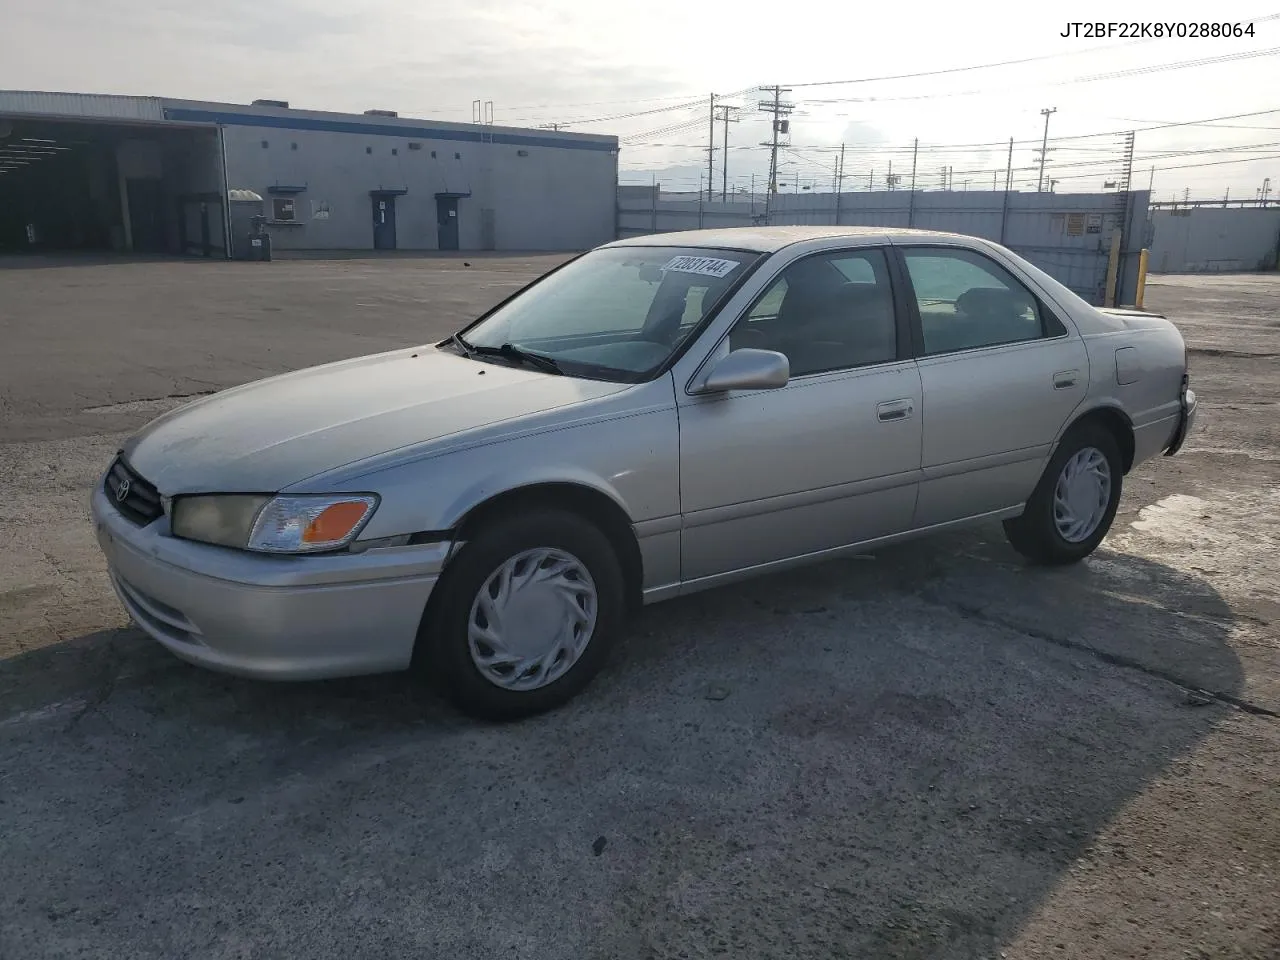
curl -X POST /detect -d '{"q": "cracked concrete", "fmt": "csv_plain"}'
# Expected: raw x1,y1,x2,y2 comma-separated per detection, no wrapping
0,261,1277,960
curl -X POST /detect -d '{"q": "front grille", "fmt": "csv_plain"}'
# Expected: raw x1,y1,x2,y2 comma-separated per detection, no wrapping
104,457,164,526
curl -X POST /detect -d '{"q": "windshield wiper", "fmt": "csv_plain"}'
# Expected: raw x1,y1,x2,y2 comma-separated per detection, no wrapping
448,332,474,356
470,342,563,375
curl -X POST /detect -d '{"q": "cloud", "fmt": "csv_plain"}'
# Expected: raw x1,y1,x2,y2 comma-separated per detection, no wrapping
3,0,1277,196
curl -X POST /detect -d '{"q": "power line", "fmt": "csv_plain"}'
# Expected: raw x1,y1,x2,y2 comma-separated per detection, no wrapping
899,144,1280,183
501,92,724,112
526,85,758,128
783,33,1171,88
557,97,711,127
802,47,1280,105
622,116,707,144
622,107,1280,155
1050,151,1280,182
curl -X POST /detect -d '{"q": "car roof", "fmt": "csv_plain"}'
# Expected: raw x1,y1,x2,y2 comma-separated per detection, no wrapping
605,225,979,254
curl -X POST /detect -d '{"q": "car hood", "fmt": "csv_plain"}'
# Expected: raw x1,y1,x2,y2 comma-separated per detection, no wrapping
122,347,628,495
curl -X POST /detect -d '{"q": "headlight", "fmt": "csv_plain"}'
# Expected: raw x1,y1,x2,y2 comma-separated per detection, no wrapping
171,494,378,554
171,495,271,549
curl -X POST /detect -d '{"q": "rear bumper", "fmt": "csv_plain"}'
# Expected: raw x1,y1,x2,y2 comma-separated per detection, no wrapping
91,484,450,681
1163,382,1198,457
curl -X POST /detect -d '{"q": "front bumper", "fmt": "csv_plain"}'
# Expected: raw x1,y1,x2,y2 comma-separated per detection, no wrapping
91,485,450,681
1163,380,1198,457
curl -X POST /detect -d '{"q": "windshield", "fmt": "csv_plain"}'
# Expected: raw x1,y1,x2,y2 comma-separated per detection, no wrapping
456,246,760,381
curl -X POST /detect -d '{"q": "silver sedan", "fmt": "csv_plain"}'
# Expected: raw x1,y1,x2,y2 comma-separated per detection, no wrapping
92,227,1197,719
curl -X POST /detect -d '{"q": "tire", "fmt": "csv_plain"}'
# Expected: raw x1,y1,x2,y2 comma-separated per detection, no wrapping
416,508,626,721
1003,421,1123,566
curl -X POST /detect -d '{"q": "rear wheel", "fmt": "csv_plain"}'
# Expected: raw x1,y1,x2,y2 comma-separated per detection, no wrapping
1003,422,1123,566
416,508,626,720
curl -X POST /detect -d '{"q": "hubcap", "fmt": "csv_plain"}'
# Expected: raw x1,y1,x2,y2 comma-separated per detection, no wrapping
1053,446,1112,543
467,547,598,692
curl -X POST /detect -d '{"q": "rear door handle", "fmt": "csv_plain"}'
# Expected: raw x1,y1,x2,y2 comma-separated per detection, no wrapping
1053,369,1080,389
877,398,915,421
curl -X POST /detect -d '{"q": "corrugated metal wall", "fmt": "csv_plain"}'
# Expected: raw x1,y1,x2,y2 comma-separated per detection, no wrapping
617,187,1150,306
1149,207,1280,272
0,90,165,122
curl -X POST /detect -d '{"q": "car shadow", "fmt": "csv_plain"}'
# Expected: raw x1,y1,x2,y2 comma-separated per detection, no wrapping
0,526,1244,959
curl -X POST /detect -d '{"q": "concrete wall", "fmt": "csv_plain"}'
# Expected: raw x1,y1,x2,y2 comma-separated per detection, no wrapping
619,187,1150,306
1149,207,1280,273
211,109,617,252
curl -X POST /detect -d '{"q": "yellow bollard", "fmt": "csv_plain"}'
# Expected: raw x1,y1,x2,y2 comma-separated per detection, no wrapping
1135,248,1149,310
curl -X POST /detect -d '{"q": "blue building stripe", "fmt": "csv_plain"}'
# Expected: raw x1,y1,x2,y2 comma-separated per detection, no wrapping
163,107,617,153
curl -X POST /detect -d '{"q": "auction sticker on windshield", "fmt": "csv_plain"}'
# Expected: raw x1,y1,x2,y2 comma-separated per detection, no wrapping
662,256,740,278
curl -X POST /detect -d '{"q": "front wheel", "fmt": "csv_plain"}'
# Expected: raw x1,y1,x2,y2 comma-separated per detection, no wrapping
416,508,626,720
1003,422,1123,565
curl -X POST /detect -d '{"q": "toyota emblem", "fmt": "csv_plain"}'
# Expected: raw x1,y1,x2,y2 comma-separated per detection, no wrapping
116,478,131,503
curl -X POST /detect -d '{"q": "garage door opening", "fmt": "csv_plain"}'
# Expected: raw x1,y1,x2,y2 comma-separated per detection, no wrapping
0,117,224,257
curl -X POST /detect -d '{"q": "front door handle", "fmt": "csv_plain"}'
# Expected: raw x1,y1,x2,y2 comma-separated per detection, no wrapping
877,398,915,421
1053,369,1080,389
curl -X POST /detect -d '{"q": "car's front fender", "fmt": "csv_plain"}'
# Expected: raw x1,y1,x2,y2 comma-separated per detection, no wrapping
308,384,682,546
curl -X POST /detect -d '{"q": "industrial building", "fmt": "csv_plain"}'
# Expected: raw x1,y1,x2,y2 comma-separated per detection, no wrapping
0,91,619,256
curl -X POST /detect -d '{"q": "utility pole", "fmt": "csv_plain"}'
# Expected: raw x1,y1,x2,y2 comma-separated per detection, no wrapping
887,159,894,190
908,138,919,225
1263,177,1273,206
1114,130,1137,257
1036,107,1057,192
1119,132,1135,193
999,137,1014,244
869,168,874,191
715,102,739,202
834,143,845,224
757,85,793,223
706,93,716,203
948,165,953,190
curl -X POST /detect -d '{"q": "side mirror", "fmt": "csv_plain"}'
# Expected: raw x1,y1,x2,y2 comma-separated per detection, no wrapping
696,348,790,393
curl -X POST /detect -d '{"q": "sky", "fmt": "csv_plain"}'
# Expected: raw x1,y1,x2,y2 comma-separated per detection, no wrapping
2,0,1278,202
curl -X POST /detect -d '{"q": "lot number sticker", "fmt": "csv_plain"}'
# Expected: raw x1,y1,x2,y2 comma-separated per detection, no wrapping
662,256,740,278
